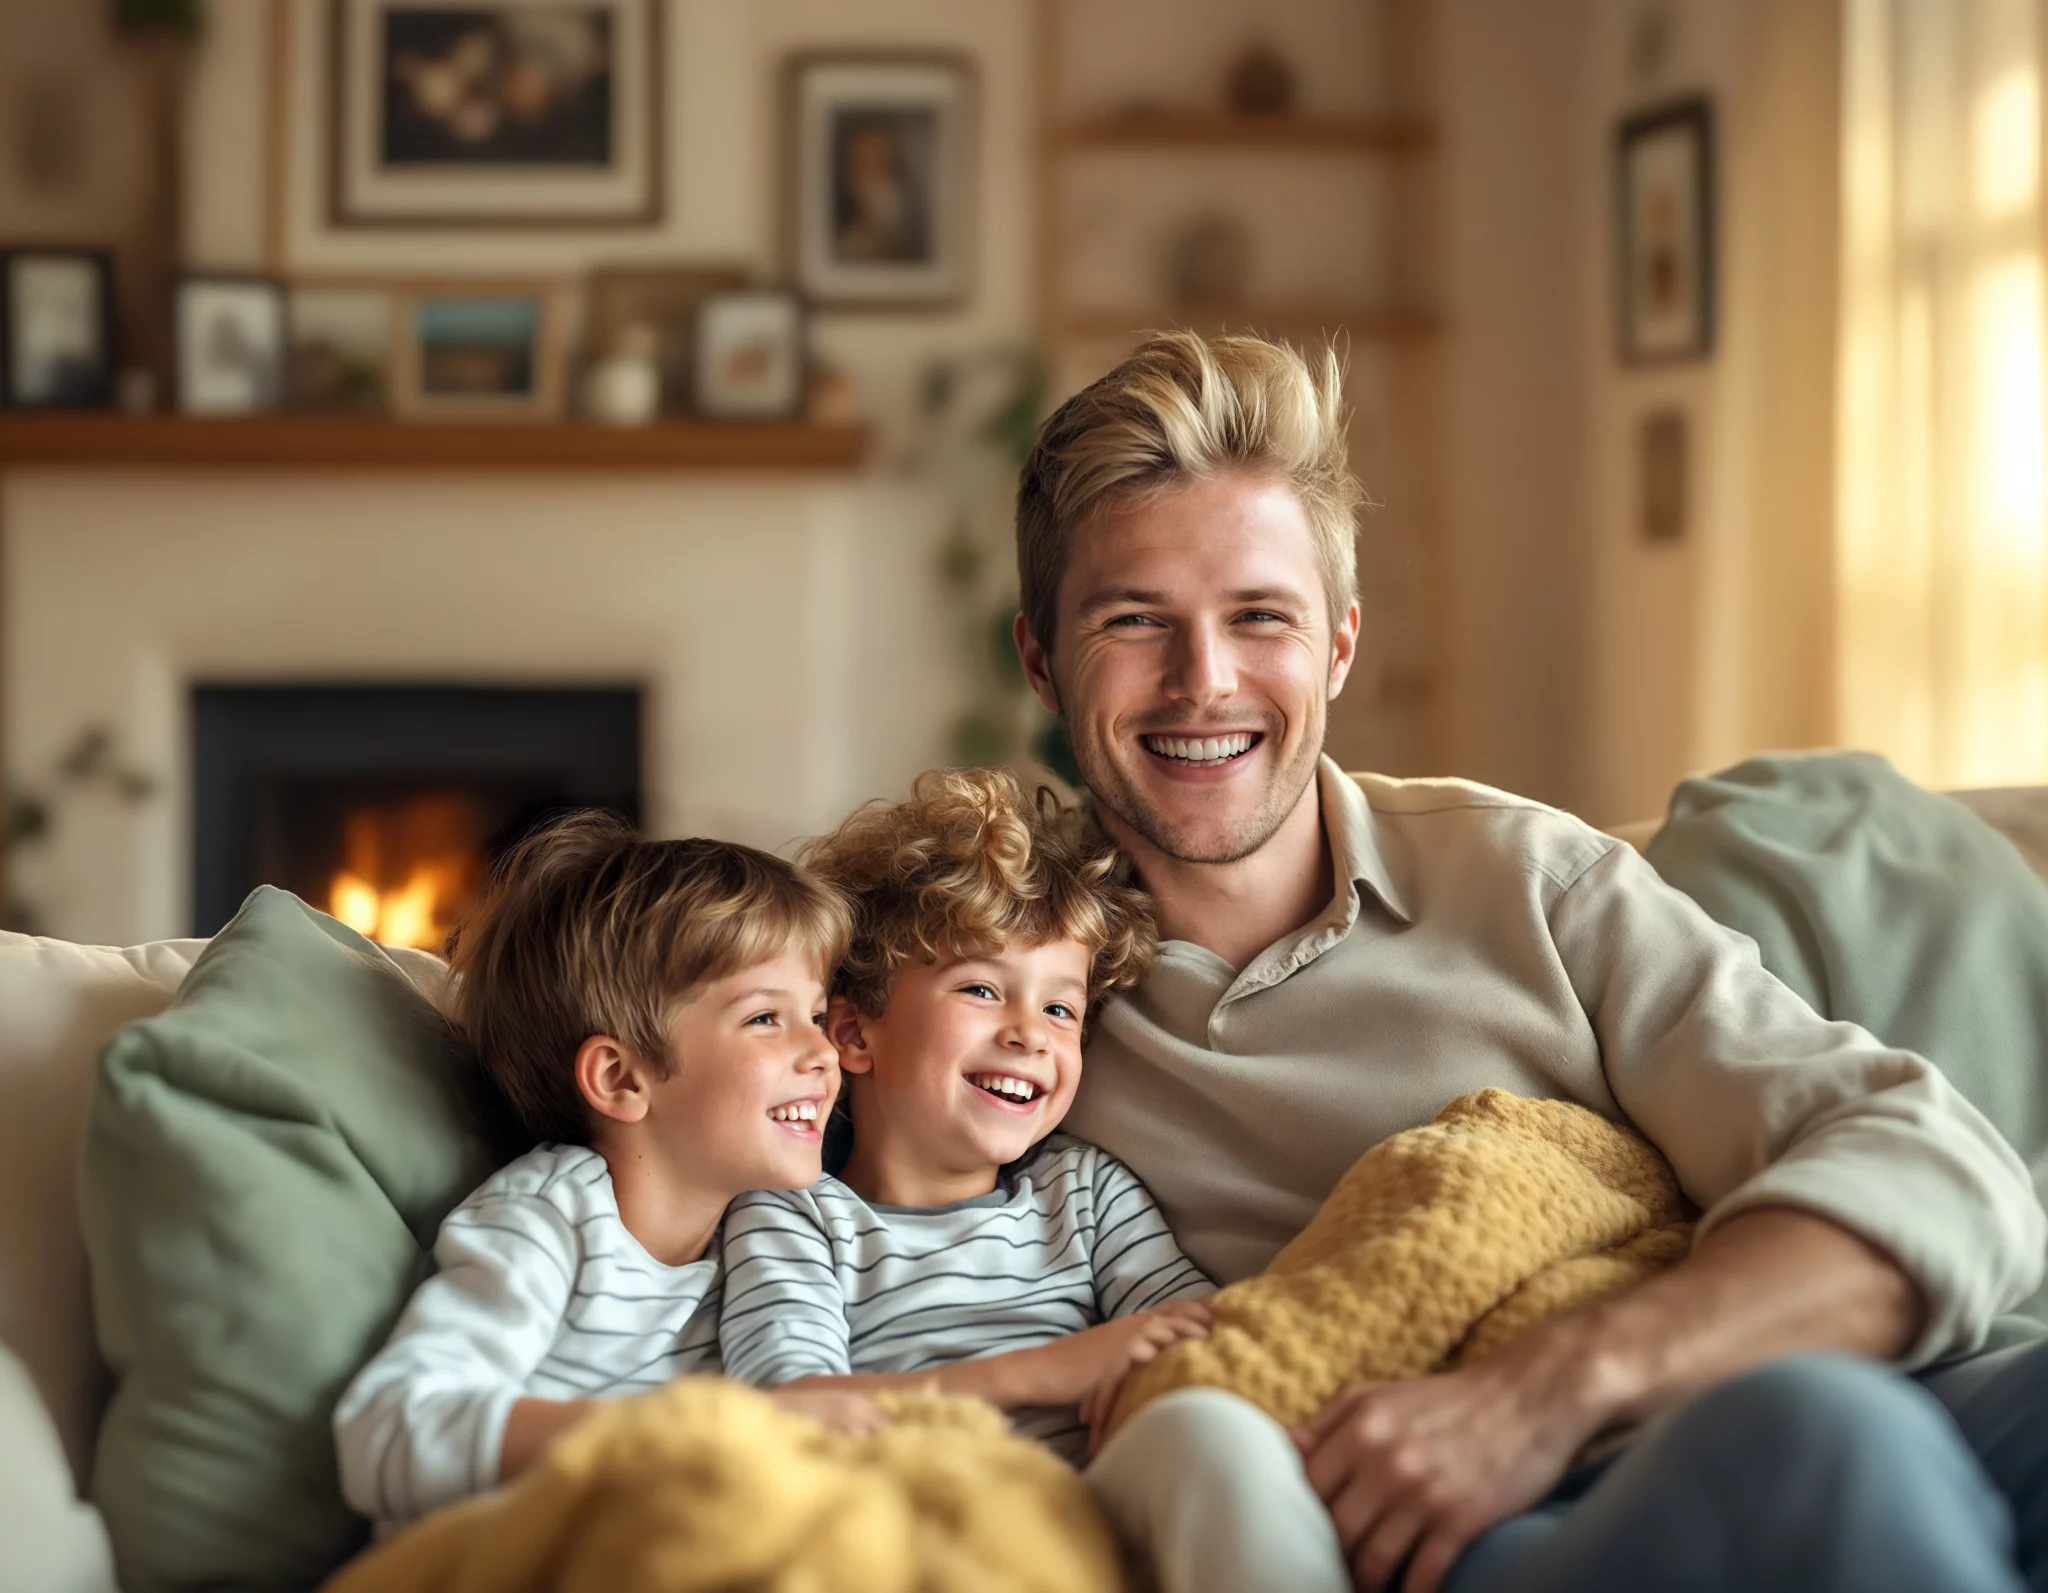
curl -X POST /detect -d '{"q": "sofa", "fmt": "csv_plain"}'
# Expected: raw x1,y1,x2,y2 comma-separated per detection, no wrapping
6,782,2045,1593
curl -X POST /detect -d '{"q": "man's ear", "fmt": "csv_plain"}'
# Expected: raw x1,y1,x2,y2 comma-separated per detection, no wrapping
575,1035,654,1124
826,996,877,1075
1326,598,1361,699
1015,612,1063,714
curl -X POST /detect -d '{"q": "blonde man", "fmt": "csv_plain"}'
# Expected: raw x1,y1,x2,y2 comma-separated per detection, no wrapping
1016,332,2048,1593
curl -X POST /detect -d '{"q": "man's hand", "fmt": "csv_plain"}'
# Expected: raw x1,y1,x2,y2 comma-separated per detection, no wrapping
1291,1330,1611,1593
766,1384,891,1437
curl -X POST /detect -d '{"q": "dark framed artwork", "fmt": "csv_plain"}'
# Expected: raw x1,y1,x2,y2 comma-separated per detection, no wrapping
693,288,804,419
785,53,976,309
389,281,566,419
1616,97,1715,364
0,248,115,408
176,274,290,414
328,0,663,228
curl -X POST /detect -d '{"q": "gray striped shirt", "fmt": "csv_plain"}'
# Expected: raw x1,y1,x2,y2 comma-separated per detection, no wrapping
334,1143,723,1525
719,1133,1212,1460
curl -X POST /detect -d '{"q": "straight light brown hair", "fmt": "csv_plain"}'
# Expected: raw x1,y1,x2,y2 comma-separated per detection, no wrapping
449,811,851,1145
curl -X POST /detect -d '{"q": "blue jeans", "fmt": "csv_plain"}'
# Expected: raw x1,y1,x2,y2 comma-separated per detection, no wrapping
1445,1336,2048,1593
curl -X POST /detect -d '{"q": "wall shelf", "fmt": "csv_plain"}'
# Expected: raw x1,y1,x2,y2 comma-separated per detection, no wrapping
1057,110,1436,153
0,414,871,472
1058,305,1443,342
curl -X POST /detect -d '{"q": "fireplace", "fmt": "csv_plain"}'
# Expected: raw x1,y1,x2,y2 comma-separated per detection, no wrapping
190,685,642,944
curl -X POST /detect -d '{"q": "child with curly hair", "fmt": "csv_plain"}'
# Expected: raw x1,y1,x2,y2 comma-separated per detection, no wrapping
717,766,1213,1460
718,769,1355,1593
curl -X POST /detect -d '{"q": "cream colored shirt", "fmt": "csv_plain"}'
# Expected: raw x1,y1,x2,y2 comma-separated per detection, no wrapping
1066,758,2046,1367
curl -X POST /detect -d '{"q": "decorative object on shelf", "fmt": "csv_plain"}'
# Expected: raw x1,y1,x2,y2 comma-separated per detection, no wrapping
0,249,115,408
804,362,861,426
786,53,976,308
176,275,289,415
585,262,749,413
1224,41,1297,117
287,284,393,412
583,322,661,426
390,281,565,420
693,289,805,420
328,0,662,227
1616,97,1716,363
3,724,158,934
1639,406,1688,542
1164,213,1253,309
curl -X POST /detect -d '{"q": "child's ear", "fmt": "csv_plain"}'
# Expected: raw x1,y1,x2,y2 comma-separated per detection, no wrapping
575,1035,654,1124
825,996,875,1075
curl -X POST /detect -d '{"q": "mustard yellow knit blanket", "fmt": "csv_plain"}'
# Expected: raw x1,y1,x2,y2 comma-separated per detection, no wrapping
1109,1088,1697,1435
323,1091,1691,1593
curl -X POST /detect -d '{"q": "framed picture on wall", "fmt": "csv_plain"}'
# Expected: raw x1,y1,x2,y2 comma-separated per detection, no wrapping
389,281,565,419
328,0,663,228
785,53,976,308
0,248,115,408
176,275,290,414
1616,97,1716,363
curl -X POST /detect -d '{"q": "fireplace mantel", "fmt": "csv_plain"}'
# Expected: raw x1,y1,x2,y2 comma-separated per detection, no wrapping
0,414,869,472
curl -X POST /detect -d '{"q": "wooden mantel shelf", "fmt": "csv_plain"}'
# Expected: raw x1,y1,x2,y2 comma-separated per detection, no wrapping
0,413,871,472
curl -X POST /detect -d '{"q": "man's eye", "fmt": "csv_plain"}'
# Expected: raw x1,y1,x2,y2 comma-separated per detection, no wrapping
1237,610,1287,625
1104,613,1163,629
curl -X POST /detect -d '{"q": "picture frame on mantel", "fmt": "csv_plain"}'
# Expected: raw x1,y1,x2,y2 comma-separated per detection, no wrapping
388,280,567,420
327,0,664,229
1616,97,1716,364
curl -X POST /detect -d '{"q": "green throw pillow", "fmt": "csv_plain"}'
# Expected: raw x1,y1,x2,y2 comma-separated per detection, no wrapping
82,887,524,1593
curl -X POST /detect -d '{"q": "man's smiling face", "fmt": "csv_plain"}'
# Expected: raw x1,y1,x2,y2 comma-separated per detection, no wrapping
1019,471,1359,866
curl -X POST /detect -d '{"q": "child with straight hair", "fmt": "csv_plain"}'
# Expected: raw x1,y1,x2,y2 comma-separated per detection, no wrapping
719,769,1353,1593
334,813,879,1530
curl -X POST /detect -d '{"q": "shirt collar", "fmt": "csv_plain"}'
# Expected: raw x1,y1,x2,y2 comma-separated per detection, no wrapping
1319,756,1412,926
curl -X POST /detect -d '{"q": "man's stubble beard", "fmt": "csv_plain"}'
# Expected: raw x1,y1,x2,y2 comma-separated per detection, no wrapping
1068,691,1328,868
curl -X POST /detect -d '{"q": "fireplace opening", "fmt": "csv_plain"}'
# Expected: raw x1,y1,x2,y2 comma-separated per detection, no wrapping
191,685,642,943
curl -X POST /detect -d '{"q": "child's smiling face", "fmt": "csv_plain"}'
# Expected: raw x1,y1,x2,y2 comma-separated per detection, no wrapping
832,938,1092,1205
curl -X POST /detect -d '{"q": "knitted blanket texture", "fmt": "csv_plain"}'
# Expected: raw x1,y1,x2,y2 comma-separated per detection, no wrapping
322,1090,1690,1592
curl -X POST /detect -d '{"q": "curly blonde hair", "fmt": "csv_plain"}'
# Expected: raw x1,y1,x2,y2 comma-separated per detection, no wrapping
801,767,1156,1021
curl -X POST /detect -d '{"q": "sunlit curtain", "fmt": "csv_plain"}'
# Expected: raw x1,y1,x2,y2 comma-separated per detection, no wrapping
1837,0,2048,786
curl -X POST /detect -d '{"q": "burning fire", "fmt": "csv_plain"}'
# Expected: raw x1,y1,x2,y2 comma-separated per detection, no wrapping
326,792,486,951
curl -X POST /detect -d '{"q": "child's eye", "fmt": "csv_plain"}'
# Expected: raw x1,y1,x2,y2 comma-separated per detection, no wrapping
1045,1002,1079,1022
958,982,998,1000
811,1011,829,1030
744,1010,779,1028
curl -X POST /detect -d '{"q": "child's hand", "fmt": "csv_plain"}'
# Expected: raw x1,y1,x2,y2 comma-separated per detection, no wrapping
766,1384,891,1437
1029,1298,1211,1411
1074,1299,1212,1455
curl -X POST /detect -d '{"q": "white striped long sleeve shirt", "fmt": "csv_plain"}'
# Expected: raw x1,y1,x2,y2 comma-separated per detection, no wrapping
718,1134,1212,1461
333,1143,723,1526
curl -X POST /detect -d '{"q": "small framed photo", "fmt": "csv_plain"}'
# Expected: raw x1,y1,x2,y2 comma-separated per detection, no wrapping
786,53,976,308
287,284,395,412
1,248,115,408
330,0,664,228
585,261,749,413
390,282,565,420
693,289,804,420
1616,97,1715,363
176,275,289,414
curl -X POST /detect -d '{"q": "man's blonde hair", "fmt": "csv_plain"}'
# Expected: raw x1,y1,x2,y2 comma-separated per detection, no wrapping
801,767,1155,1022
1015,330,1364,650
450,812,851,1145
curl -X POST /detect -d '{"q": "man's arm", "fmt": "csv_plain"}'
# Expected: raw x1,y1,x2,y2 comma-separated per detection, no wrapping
1294,1206,1921,1593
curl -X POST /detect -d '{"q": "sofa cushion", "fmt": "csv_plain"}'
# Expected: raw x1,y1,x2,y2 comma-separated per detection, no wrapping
0,932,201,1491
82,887,518,1593
0,1337,118,1593
1646,751,2048,1323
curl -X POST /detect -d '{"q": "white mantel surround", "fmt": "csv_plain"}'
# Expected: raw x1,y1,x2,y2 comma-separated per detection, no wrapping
3,467,962,947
